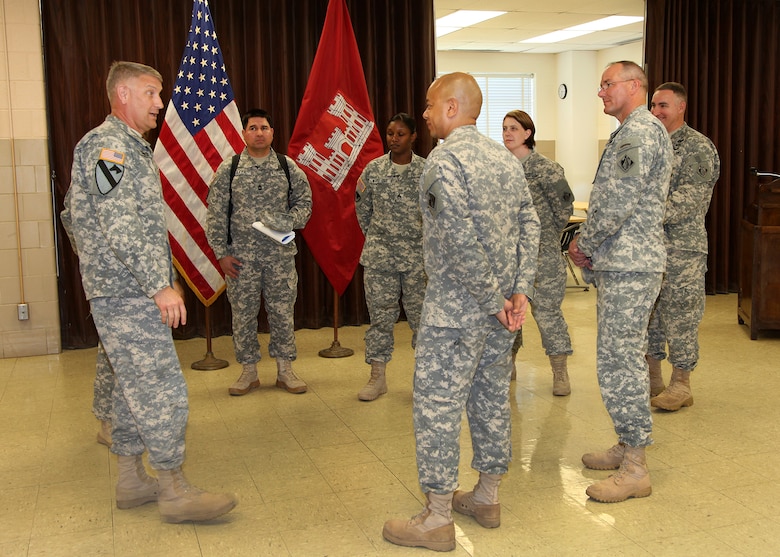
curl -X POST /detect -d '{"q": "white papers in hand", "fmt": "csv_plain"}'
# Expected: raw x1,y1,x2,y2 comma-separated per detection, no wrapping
251,221,295,245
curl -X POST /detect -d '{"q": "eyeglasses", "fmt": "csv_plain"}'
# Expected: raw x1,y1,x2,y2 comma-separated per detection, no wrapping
597,79,634,93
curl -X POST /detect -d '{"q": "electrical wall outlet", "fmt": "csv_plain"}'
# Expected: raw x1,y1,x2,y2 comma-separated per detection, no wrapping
18,303,29,321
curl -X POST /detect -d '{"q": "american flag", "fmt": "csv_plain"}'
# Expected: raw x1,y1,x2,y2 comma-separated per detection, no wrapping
154,0,244,306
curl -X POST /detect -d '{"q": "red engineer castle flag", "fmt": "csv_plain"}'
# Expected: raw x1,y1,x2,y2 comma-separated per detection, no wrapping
288,0,385,295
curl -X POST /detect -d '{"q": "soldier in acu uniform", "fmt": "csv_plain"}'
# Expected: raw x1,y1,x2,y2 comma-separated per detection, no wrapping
503,109,575,395
569,61,673,503
354,112,426,401
383,72,540,552
206,109,312,396
647,82,720,410
61,61,237,523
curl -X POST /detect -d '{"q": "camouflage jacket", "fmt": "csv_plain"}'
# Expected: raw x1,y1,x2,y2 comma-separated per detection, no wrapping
205,148,312,260
578,106,672,272
520,150,574,261
419,125,540,328
355,152,425,271
61,115,175,300
664,123,720,253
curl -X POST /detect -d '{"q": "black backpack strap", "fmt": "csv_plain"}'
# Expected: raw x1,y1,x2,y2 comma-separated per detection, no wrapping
226,154,240,245
276,151,293,207
229,153,240,182
276,151,291,185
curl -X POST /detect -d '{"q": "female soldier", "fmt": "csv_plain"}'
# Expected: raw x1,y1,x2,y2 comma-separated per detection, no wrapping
503,110,574,395
355,113,426,401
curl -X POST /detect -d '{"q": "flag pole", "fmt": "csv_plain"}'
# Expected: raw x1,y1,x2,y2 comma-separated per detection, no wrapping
318,287,353,358
191,302,229,370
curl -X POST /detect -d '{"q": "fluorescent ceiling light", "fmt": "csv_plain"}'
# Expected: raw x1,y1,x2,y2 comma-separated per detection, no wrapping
521,15,644,43
568,16,644,32
522,30,590,43
436,10,506,38
436,26,461,38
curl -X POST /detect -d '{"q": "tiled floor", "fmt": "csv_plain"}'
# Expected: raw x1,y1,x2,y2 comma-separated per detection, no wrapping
1,287,779,556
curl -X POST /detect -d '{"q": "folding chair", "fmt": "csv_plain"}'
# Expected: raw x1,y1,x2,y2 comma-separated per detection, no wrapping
560,222,589,291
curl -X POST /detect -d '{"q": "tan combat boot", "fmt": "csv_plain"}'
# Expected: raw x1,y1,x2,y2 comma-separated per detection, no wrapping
116,455,159,509
651,367,693,411
550,354,571,396
276,358,307,394
646,355,665,397
585,445,652,503
358,360,387,401
383,492,456,552
228,363,260,396
97,419,112,447
582,442,625,470
452,472,501,528
156,467,238,523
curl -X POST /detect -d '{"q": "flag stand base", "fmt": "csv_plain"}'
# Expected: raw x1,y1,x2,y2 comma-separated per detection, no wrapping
319,340,354,358
319,290,353,358
191,352,229,370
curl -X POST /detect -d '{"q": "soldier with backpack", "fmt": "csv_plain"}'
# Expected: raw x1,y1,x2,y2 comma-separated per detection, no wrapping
206,108,312,396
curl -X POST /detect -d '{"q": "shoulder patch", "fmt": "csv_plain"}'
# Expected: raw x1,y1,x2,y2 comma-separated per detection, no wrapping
94,157,125,195
615,140,641,177
422,167,443,218
688,154,712,181
619,153,636,173
99,148,125,165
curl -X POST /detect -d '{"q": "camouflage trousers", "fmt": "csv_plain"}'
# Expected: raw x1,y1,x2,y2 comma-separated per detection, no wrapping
90,296,188,470
92,341,114,421
593,271,661,448
413,321,514,494
647,250,706,371
226,253,297,363
363,266,425,363
529,255,573,356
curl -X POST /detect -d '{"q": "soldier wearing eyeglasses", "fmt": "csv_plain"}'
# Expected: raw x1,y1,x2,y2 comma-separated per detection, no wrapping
568,60,673,503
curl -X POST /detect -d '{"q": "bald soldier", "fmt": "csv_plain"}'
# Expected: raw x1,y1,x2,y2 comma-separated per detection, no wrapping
569,61,672,503
382,72,540,551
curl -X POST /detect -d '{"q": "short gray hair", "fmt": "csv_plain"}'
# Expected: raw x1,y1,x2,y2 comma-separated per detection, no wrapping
106,61,162,101
609,60,648,92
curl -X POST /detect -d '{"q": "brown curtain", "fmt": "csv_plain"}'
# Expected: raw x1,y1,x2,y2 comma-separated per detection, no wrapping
44,0,436,349
645,0,780,294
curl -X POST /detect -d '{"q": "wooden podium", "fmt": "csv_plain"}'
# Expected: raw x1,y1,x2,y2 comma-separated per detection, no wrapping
738,173,780,339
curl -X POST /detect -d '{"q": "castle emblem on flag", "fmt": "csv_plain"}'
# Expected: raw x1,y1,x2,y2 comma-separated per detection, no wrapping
296,91,374,192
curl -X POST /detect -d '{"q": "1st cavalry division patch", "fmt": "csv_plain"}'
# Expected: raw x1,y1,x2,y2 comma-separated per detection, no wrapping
95,148,125,195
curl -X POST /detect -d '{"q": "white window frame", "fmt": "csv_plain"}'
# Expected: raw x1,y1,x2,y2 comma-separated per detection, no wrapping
437,73,536,143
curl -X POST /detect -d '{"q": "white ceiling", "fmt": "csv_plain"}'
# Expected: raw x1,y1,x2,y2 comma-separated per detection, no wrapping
435,0,646,54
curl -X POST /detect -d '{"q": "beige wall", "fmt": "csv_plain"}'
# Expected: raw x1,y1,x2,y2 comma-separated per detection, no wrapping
437,42,643,202
0,0,59,357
